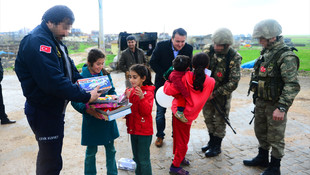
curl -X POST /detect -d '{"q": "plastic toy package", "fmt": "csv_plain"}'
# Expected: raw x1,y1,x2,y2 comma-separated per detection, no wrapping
77,75,112,93
117,158,136,171
89,93,127,108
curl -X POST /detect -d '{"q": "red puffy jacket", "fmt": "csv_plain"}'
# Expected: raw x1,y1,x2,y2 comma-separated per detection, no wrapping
125,85,155,135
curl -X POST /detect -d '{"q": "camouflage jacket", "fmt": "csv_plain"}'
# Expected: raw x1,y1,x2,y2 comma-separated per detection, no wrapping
204,44,242,97
254,37,300,109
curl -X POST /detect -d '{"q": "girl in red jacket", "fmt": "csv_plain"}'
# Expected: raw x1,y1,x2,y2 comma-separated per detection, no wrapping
125,64,155,175
164,53,215,175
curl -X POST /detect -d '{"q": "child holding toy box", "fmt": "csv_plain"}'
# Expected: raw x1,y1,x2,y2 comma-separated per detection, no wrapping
71,49,119,175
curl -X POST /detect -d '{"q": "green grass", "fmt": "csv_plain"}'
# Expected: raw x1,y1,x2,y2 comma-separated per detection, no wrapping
195,42,310,71
295,47,310,71
238,48,261,64
76,63,85,70
105,54,116,66
284,35,310,47
193,50,202,55
67,43,96,54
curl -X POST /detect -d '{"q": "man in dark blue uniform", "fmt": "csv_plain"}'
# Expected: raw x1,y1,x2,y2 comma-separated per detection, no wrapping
15,5,101,175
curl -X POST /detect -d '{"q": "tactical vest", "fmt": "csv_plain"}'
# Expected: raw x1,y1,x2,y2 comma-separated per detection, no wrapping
208,45,237,85
252,46,299,102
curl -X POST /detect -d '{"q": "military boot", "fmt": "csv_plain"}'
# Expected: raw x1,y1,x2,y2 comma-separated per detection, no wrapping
243,147,269,167
201,133,214,152
260,156,281,175
205,136,222,157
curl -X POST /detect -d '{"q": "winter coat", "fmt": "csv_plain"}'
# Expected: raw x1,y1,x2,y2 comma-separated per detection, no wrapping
125,85,155,136
168,70,189,97
164,71,215,125
15,21,90,115
71,65,119,146
118,47,147,72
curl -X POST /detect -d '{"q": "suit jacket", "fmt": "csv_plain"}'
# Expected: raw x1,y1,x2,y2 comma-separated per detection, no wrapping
149,39,193,90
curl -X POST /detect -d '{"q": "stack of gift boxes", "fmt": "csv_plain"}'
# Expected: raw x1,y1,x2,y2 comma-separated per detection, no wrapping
77,75,132,121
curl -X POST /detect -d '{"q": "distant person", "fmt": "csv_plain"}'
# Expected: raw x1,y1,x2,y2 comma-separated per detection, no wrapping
0,57,16,125
71,49,119,175
201,28,242,157
15,5,102,174
125,64,155,175
243,19,300,175
118,35,147,88
149,28,193,147
164,53,215,175
146,43,153,57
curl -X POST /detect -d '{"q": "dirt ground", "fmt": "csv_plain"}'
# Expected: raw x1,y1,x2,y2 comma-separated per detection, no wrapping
1,60,309,174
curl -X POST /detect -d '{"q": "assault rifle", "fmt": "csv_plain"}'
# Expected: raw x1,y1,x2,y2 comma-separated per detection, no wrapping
249,109,255,125
210,99,237,134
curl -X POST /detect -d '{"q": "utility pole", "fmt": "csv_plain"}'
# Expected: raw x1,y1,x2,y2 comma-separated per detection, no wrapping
98,0,105,51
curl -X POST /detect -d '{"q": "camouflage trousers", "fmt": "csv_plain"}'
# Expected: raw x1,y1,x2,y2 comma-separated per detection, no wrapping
202,95,232,138
254,98,287,159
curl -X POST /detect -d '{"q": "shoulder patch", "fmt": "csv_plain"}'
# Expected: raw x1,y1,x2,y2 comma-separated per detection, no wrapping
40,45,52,53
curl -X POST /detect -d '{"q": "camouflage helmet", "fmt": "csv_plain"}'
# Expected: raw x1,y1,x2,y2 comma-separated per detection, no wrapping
252,19,282,39
211,28,234,45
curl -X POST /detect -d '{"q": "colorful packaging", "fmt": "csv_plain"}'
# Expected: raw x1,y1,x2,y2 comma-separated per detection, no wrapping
96,103,132,121
77,75,112,93
89,93,128,108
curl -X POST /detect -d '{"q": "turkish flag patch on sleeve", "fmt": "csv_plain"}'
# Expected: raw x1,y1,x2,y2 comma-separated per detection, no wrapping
40,45,52,53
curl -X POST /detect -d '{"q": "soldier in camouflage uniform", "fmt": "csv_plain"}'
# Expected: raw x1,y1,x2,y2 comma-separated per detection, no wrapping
201,28,242,157
243,19,300,175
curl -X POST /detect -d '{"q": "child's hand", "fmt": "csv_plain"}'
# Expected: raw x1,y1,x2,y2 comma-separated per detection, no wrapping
134,87,144,100
125,88,133,99
86,106,104,120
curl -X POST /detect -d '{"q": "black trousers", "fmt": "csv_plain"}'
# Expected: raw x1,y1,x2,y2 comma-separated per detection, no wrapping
0,84,7,119
25,101,64,175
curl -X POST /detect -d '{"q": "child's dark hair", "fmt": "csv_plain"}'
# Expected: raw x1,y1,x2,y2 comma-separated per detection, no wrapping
87,49,109,75
192,52,210,92
172,55,191,71
129,64,153,86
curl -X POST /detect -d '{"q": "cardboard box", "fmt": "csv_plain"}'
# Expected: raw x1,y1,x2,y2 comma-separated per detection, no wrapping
77,75,112,93
89,93,127,108
96,103,132,121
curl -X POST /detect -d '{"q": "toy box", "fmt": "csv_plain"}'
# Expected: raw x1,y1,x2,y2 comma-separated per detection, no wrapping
89,93,127,108
96,103,132,121
77,75,112,93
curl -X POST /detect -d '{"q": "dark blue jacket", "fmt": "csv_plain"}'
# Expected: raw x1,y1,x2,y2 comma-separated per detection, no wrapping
15,22,90,115
149,39,193,90
71,65,119,146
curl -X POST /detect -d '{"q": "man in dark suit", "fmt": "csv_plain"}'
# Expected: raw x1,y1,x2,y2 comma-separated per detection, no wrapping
150,28,193,147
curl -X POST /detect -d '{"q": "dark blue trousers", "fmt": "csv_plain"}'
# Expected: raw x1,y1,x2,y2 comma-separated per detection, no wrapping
25,101,64,175
155,102,167,139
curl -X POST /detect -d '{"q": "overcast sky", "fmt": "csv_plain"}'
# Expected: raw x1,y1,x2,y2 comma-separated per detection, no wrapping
0,0,309,35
